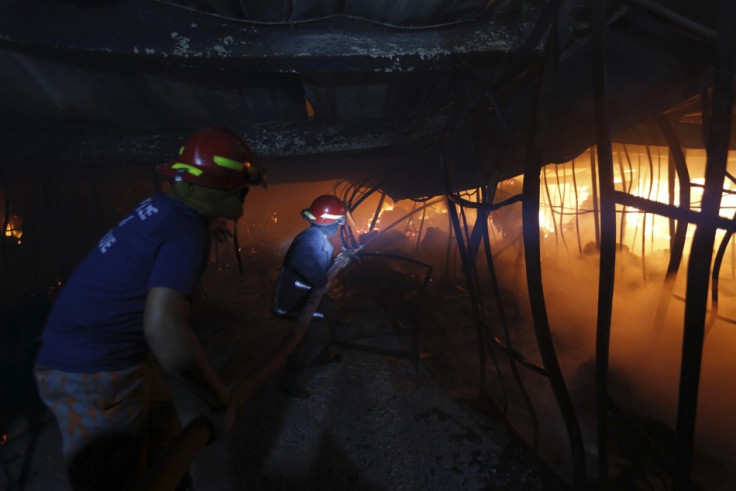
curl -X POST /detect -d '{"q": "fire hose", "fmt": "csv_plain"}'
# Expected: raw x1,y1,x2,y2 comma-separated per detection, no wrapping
136,250,354,491
137,199,440,490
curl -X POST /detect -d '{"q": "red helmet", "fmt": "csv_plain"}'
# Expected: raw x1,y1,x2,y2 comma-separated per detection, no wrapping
302,195,346,225
157,127,265,190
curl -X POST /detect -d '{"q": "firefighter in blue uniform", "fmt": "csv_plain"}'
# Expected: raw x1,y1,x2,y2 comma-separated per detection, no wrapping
272,195,347,398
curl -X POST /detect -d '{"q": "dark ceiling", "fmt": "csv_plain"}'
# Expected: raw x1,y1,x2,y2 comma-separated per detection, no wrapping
0,0,729,199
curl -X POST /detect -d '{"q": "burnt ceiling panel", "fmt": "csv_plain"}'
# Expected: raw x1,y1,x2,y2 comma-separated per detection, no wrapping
0,50,309,129
162,0,493,26
0,0,725,199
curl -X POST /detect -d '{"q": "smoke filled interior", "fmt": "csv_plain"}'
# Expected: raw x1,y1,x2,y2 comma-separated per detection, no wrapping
2,1,736,490
5,140,736,488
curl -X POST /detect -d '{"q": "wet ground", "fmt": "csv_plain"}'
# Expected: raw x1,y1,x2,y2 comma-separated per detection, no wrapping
1,255,566,490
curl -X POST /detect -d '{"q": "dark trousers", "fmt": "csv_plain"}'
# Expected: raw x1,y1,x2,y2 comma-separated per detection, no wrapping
291,317,331,367
281,296,338,371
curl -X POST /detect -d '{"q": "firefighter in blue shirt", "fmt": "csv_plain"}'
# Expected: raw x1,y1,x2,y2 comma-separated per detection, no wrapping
272,195,347,398
34,127,264,490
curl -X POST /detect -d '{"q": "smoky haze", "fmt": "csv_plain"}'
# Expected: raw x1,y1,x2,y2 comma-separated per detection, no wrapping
482,145,736,487
3,144,736,488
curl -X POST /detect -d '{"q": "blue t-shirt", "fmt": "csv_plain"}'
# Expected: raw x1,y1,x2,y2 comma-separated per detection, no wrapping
272,225,333,315
36,193,210,372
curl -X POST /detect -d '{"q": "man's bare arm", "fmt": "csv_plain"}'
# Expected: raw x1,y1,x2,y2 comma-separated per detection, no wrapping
143,286,231,410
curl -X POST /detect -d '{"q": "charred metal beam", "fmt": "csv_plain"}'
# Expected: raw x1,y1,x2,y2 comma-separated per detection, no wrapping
612,119,736,150
708,211,736,332
592,0,615,483
0,1,521,74
445,191,490,397
1,116,447,158
522,2,586,486
446,186,540,442
652,113,690,334
624,0,717,42
674,1,735,486
479,195,541,448
613,191,736,232
588,149,600,249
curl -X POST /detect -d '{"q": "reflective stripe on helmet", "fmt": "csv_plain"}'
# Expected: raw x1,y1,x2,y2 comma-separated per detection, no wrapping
213,155,248,172
159,127,263,190
320,213,345,220
171,163,203,176
303,210,317,221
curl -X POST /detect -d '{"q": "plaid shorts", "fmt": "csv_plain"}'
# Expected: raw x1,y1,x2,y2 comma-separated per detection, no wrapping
35,360,183,488
34,363,149,460
35,359,180,453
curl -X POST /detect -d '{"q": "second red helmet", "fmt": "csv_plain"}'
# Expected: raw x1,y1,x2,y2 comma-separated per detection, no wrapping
302,195,346,225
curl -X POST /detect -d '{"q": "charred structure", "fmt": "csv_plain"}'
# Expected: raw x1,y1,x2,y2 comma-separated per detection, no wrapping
2,1,736,490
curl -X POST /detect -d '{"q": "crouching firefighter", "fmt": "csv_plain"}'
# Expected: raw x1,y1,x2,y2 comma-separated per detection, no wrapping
271,194,352,399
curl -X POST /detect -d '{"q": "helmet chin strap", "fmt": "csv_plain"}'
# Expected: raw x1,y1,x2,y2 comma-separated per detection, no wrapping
169,181,246,275
167,181,244,220
232,215,243,275
318,222,340,237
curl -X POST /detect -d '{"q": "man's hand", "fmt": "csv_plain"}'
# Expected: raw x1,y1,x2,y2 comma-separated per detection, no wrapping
340,246,359,258
332,247,359,269
204,396,236,443
144,287,235,440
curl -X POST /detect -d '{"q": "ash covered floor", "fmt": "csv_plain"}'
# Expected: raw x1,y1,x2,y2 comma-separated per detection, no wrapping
188,349,562,490
1,253,566,490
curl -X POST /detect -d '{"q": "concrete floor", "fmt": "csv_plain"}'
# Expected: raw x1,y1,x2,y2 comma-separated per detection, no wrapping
1,257,566,490
1,350,563,491
190,350,562,490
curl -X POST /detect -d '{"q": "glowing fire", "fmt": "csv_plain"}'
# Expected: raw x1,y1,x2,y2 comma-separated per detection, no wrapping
3,214,22,244
356,198,449,239
538,179,590,239
364,203,393,231
528,144,736,260
350,143,735,266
